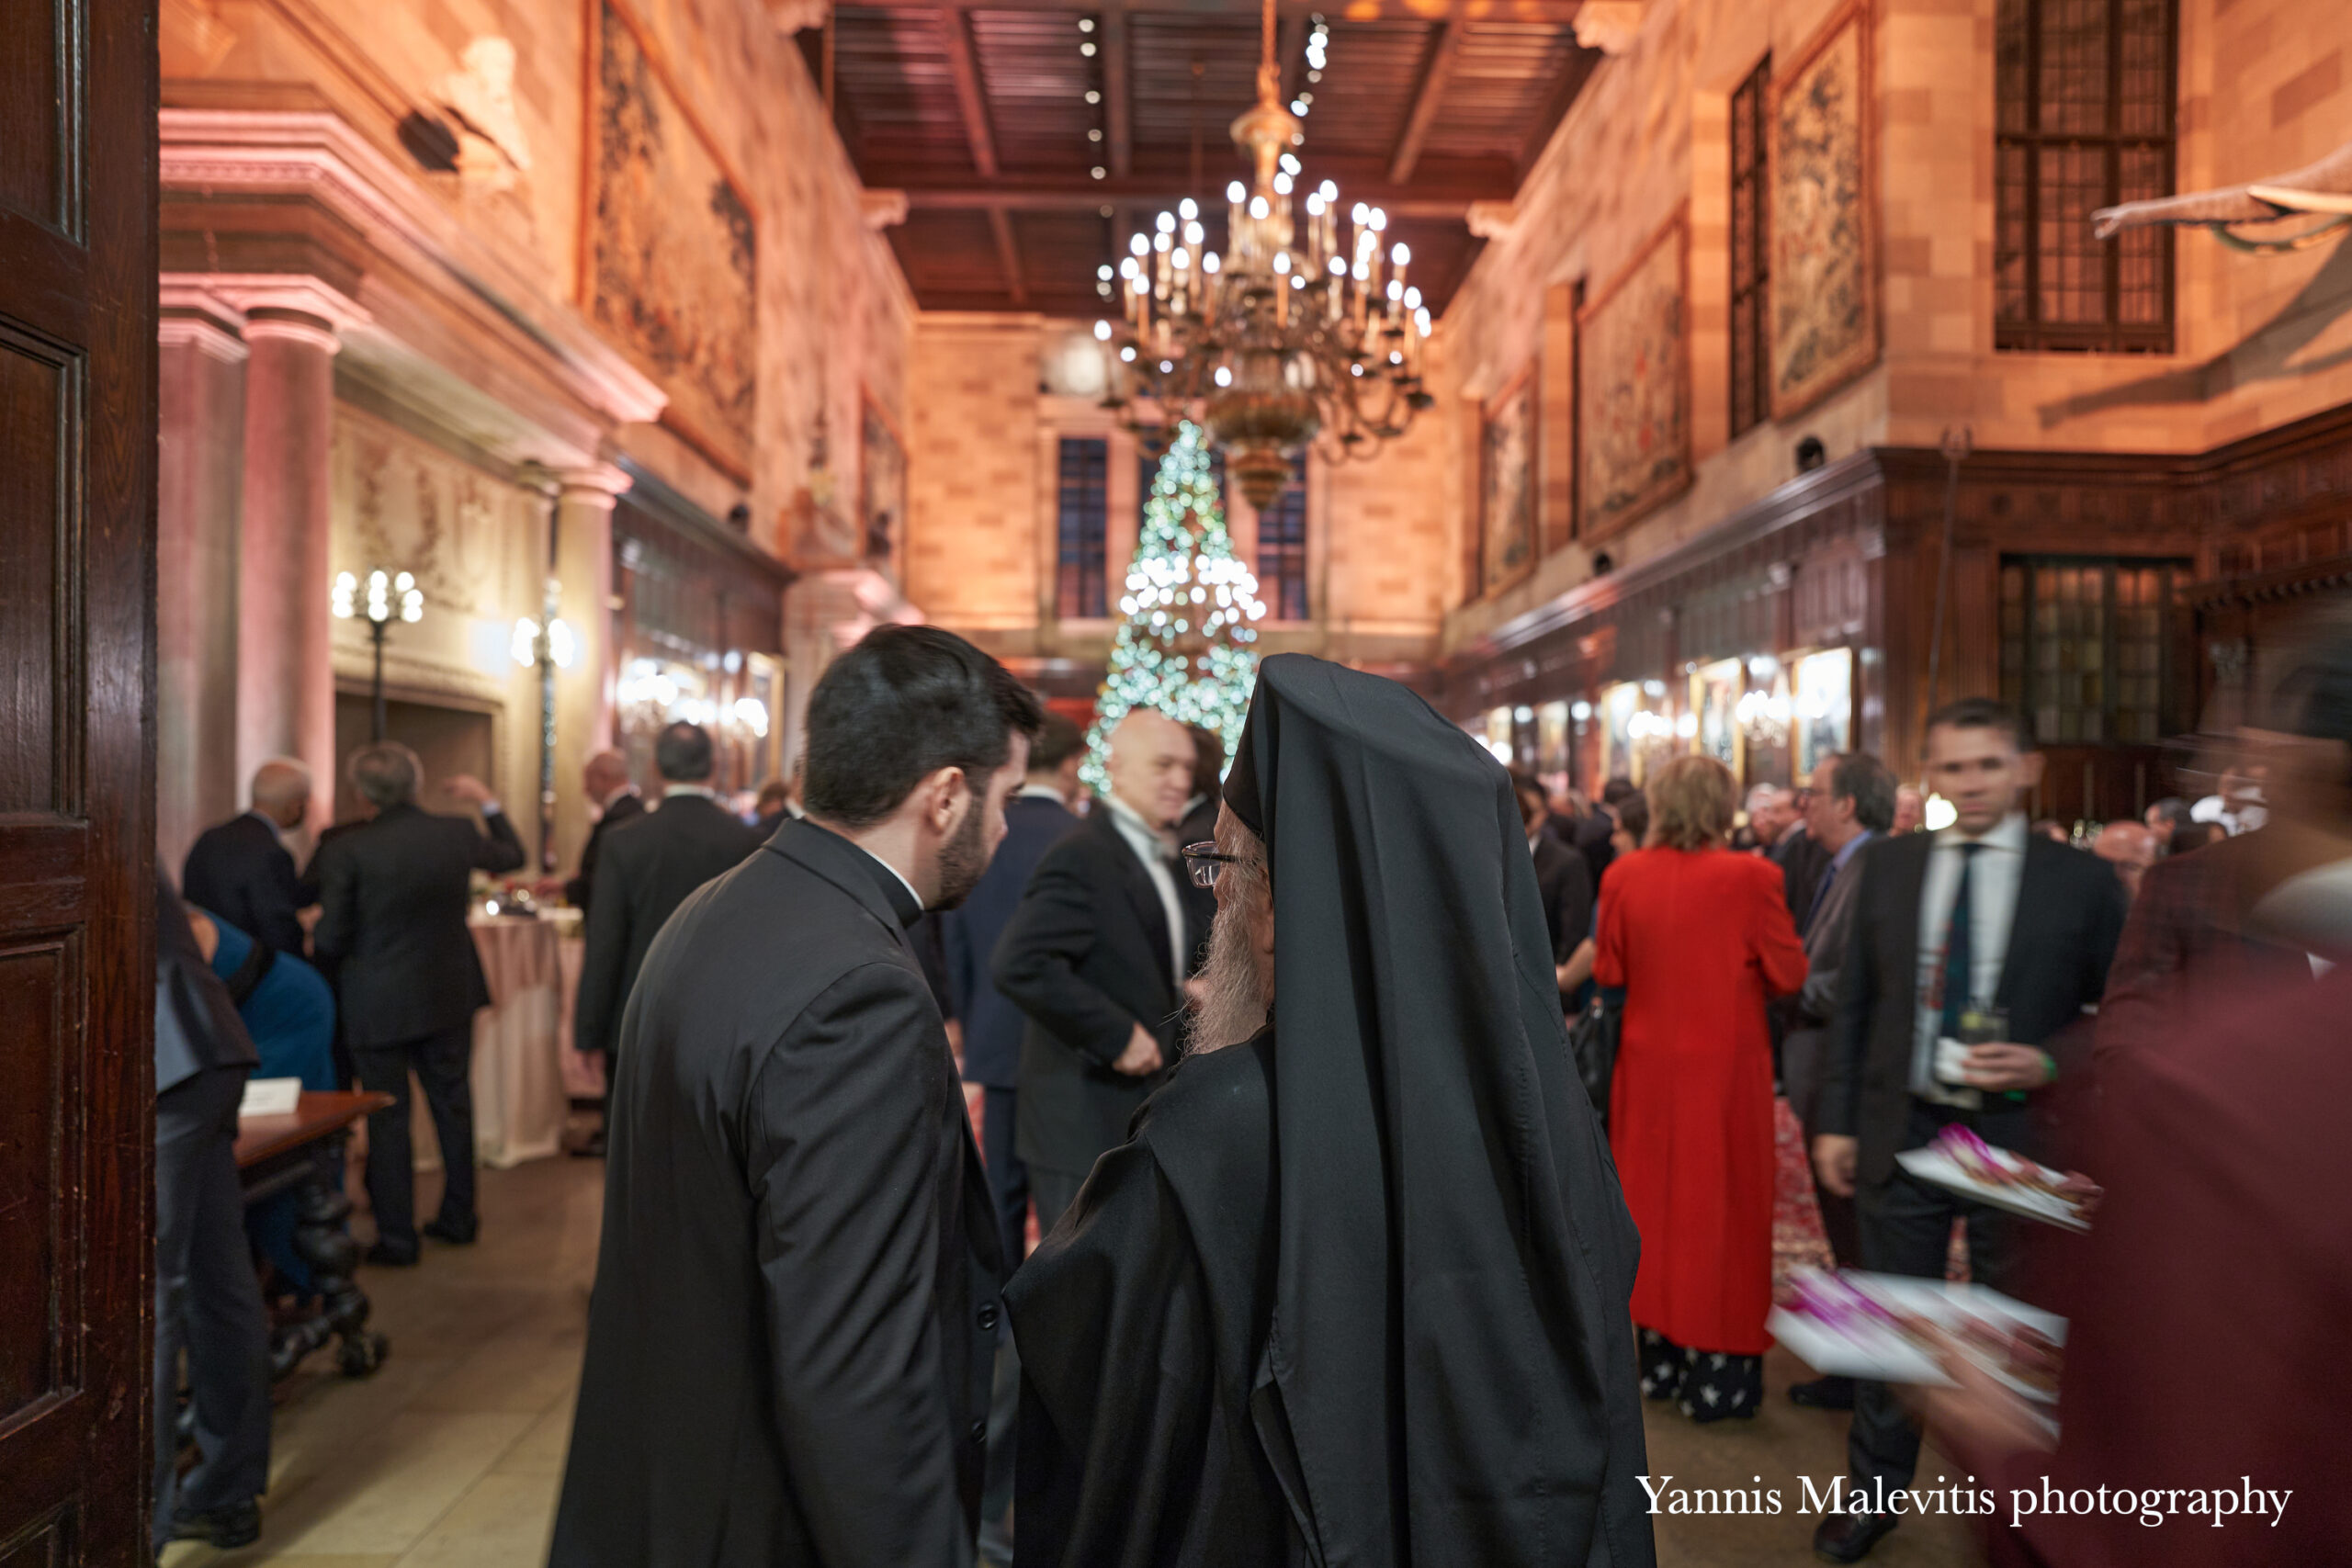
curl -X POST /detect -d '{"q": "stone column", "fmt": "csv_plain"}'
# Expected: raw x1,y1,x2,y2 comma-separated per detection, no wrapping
551,467,628,877
236,309,342,832
156,300,247,874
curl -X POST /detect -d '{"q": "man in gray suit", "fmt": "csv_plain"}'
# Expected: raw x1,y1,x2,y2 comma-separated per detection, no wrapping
1780,749,1895,1412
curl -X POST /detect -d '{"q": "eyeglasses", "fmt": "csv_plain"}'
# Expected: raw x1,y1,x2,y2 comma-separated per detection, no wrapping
1181,840,1247,889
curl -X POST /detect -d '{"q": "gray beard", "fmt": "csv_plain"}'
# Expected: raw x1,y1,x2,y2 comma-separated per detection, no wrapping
1189,896,1271,1053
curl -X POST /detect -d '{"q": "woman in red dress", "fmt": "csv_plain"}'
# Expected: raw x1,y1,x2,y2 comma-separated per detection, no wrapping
1595,753,1807,1422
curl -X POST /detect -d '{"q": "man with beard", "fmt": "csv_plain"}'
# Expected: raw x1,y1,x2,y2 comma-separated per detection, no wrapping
551,626,1040,1567
1003,655,1655,1568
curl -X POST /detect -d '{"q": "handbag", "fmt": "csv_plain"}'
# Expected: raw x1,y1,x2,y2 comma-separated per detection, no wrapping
1566,985,1624,1126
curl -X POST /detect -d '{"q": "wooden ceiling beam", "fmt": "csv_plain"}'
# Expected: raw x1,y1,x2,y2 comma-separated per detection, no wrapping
1102,6,1132,176
940,7,1001,178
989,208,1028,303
1387,21,1462,185
872,0,1584,19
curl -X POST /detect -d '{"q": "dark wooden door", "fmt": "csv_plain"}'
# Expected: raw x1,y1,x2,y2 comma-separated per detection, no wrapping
0,0,159,1560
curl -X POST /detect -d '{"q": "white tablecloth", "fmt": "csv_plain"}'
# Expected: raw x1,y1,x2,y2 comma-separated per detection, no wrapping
469,915,571,1168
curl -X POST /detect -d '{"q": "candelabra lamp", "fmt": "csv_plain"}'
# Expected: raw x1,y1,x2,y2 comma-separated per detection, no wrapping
331,569,424,741
512,582,577,874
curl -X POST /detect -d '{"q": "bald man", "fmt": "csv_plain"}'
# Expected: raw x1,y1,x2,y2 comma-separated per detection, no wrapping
183,759,313,956
560,750,643,914
995,707,1216,1235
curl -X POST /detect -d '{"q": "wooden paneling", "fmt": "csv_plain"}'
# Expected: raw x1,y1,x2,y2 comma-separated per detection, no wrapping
821,3,1593,311
0,946,67,1421
0,0,154,1556
0,0,70,232
0,333,68,813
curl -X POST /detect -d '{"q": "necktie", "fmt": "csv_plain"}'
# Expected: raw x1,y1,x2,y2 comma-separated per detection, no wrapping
1803,859,1838,935
1938,842,1984,1040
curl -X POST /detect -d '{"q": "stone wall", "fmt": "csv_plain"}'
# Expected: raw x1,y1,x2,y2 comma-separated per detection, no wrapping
903,313,1457,673
1427,0,2352,658
159,0,910,871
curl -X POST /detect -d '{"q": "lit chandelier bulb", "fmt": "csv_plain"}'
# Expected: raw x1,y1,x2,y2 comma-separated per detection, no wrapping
1157,211,1176,233
1131,233,1148,256
1227,180,1246,204
1094,319,1113,340
1180,197,1199,220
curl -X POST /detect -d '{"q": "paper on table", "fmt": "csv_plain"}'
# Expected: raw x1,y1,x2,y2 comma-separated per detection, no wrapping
238,1076,302,1118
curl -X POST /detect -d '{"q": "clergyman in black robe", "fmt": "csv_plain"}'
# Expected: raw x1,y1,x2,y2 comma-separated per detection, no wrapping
1005,653,1656,1568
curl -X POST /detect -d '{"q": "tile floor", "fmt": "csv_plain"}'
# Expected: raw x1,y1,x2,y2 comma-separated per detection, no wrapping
163,1154,598,1568
166,1142,1977,1567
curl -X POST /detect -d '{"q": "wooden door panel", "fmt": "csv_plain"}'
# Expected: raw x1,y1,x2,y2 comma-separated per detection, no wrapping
0,0,71,231
0,945,69,1422
0,0,154,1559
0,328,71,814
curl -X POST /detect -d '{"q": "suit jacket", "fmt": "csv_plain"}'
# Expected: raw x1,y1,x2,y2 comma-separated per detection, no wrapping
182,813,306,956
311,802,526,1049
942,792,1079,1088
993,805,1213,1178
1820,827,2127,1186
563,791,644,912
1530,829,1595,972
1781,835,1871,1130
550,819,1002,1568
1771,825,1833,922
2095,829,2313,1078
573,794,762,1060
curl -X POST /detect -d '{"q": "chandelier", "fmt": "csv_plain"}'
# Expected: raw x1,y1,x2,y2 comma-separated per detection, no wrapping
1095,0,1432,511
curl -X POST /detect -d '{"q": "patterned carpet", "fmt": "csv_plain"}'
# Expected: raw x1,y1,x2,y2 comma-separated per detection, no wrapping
1770,1097,1836,1300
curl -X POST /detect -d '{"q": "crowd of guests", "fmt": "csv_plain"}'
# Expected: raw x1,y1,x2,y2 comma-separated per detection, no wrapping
153,611,2349,1565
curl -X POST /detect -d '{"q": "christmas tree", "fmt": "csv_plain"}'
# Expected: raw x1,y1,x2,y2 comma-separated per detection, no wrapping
1083,421,1267,793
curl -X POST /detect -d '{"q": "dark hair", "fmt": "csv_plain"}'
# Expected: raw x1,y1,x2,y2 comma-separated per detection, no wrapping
2147,795,2192,829
1613,791,1650,843
754,777,791,813
803,625,1043,829
2169,821,2223,858
1507,769,1546,812
1924,695,2036,753
1186,724,1227,795
1826,750,1898,833
655,722,716,782
1028,712,1086,775
1601,775,1639,807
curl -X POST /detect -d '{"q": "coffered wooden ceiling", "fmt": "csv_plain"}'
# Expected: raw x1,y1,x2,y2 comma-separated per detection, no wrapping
803,1,1599,318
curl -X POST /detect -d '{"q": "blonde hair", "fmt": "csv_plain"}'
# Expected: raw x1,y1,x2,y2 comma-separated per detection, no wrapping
1646,753,1737,851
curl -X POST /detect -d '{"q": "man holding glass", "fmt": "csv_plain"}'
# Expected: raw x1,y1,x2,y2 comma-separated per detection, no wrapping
1809,698,2126,1563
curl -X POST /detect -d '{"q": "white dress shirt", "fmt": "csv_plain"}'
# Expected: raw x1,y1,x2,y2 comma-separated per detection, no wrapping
1103,791,1188,984
1910,810,2029,1105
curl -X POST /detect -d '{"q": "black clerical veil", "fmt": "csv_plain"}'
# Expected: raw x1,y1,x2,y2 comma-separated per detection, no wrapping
1221,655,1650,1565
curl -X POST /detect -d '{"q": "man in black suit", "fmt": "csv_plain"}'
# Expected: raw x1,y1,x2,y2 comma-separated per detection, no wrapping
995,706,1215,1235
943,711,1083,1260
560,750,640,914
153,873,271,1553
312,743,526,1264
551,625,1039,1567
1511,770,1594,1010
573,722,762,1068
182,757,312,955
1809,700,2127,1563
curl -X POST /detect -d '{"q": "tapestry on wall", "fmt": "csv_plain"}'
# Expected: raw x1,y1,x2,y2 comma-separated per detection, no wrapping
1577,212,1690,537
860,396,906,566
587,0,758,481
1770,1,1876,419
1479,368,1538,597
